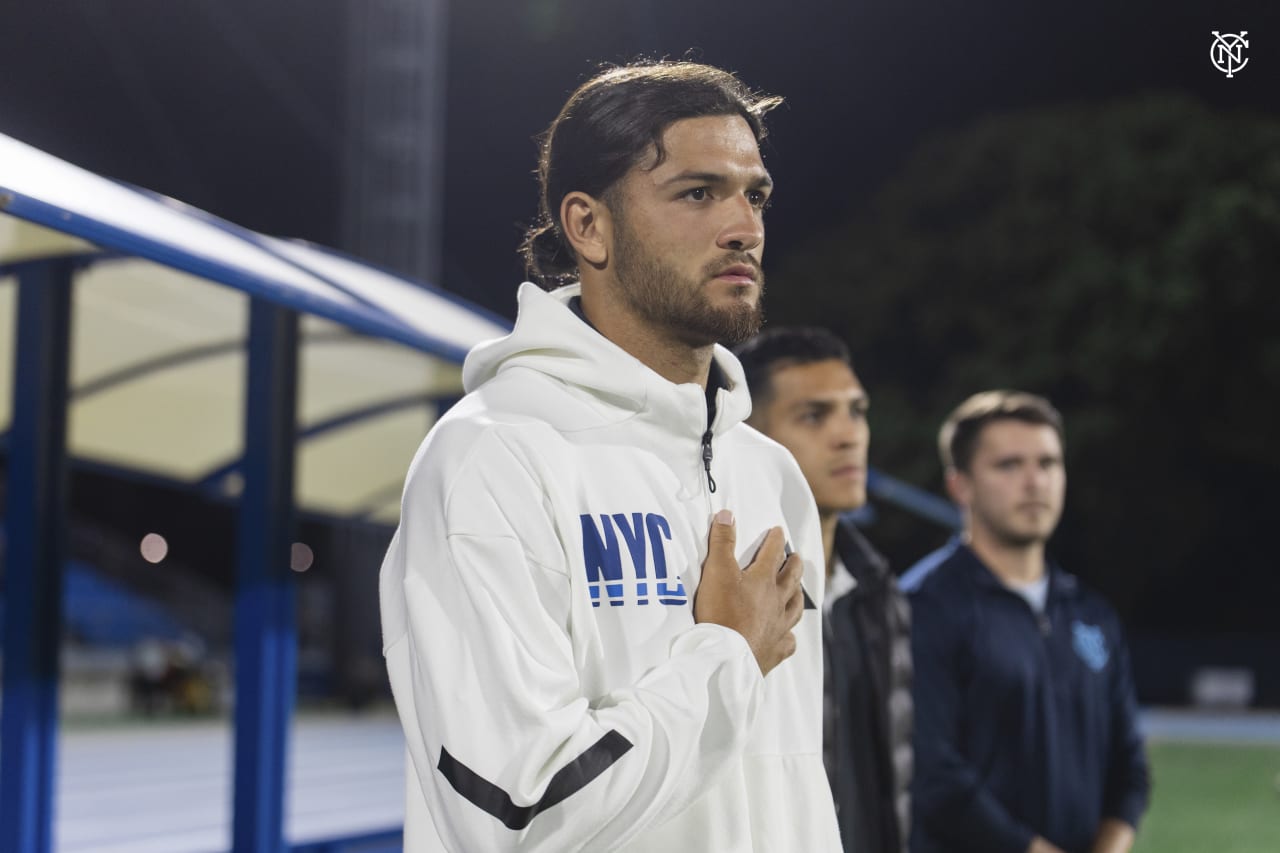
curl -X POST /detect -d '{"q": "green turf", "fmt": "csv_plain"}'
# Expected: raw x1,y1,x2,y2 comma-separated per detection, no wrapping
1133,741,1280,853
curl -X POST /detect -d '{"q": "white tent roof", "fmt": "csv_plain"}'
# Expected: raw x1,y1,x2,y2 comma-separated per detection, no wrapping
0,131,510,523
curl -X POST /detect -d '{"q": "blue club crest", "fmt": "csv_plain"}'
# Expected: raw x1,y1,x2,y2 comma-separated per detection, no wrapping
1071,621,1109,672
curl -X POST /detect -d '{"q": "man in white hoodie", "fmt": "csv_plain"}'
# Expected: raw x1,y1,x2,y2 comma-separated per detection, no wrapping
380,61,842,852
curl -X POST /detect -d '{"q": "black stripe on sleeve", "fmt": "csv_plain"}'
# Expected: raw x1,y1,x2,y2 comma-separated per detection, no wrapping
437,730,634,831
803,585,817,610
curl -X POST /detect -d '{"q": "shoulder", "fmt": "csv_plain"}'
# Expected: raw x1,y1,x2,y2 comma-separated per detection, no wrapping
835,520,889,579
900,539,966,596
403,391,566,509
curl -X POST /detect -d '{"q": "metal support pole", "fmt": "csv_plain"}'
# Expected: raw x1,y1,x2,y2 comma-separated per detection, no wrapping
1,260,74,853
232,299,299,853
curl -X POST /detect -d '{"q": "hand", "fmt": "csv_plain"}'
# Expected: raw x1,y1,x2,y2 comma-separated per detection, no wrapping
1027,837,1067,853
693,510,805,676
1090,819,1136,853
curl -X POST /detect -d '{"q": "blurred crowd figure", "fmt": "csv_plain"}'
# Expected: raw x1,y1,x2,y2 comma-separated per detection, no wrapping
901,391,1149,853
737,327,912,853
129,633,217,715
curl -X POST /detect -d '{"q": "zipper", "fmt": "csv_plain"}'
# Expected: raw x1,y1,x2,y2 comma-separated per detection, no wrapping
701,428,717,494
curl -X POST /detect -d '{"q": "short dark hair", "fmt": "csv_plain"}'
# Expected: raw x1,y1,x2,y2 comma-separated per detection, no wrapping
940,390,1065,472
733,326,851,405
520,60,783,288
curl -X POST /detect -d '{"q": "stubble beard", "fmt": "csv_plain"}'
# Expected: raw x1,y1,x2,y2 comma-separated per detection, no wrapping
612,220,765,348
978,505,1060,550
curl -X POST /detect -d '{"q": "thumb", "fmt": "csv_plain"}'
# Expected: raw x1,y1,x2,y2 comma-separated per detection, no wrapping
705,508,736,568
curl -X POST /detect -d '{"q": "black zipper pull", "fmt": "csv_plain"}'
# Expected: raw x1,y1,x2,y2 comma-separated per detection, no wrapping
701,429,717,493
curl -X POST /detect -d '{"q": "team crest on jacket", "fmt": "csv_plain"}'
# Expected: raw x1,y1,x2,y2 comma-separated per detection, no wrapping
1071,621,1109,672
580,513,688,607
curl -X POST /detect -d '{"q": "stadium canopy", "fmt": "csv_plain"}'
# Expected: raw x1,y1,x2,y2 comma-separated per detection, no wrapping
0,130,510,853
0,133,510,525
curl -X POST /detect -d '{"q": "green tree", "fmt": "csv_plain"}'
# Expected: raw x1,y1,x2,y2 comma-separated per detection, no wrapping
771,95,1280,630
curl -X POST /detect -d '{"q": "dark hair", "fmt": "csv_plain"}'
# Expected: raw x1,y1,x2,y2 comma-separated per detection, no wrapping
733,326,851,405
520,60,783,288
940,390,1065,472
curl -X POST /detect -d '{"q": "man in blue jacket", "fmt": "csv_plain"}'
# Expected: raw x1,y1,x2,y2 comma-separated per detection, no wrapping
901,391,1149,853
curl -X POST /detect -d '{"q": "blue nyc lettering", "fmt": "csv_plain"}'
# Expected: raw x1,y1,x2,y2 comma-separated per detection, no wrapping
580,512,688,607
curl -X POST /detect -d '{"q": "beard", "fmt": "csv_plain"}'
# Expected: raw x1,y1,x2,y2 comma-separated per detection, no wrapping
612,217,765,347
974,502,1062,549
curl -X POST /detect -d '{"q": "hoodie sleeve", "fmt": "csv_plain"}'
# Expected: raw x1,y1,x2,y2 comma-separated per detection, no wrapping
382,427,764,853
909,585,1036,853
1101,616,1150,828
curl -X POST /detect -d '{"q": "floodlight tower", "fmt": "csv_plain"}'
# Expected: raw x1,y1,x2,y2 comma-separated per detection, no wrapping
336,0,448,710
341,0,447,285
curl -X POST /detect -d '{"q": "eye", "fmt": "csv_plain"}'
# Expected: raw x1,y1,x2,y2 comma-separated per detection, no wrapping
684,187,709,201
747,189,771,210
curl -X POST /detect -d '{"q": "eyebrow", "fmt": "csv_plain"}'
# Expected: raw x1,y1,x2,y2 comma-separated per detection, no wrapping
659,170,774,190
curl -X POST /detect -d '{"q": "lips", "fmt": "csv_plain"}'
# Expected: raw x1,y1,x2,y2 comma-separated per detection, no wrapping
713,263,759,283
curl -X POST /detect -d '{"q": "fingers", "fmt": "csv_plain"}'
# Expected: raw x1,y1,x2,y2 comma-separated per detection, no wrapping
702,509,737,578
743,526,787,576
782,578,805,623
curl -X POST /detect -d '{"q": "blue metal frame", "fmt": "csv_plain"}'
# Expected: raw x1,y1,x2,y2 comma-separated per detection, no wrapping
0,191,435,357
866,466,962,530
0,260,74,853
231,299,300,853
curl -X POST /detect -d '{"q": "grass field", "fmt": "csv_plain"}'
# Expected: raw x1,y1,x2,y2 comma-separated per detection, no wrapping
1133,741,1280,853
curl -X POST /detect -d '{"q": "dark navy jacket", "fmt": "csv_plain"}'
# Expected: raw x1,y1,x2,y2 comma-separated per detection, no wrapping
901,541,1149,853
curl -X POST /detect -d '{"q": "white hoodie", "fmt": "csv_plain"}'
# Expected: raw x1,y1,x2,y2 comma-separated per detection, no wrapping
380,283,841,852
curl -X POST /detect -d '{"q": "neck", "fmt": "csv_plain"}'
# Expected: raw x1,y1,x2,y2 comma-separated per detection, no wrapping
579,282,713,387
967,525,1046,586
821,511,840,579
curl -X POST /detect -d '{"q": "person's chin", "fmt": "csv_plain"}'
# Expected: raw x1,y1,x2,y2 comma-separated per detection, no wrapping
821,491,866,515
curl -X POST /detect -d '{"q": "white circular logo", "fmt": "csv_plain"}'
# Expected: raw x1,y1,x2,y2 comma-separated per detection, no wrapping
1211,31,1249,78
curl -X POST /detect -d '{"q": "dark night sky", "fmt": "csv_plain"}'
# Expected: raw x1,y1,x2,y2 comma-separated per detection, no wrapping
2,1,1272,319
2,1,1277,654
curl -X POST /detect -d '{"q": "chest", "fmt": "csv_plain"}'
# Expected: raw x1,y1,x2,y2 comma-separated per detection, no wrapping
965,596,1114,707
542,439,807,687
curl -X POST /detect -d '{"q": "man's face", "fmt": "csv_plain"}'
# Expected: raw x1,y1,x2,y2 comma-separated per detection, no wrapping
607,114,772,347
751,360,870,515
952,420,1066,548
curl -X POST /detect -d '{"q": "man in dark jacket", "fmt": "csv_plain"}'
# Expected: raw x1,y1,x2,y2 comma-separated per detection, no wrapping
901,391,1149,853
737,327,913,853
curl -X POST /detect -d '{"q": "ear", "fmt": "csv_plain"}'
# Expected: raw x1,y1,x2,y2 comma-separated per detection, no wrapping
944,467,970,508
560,191,611,268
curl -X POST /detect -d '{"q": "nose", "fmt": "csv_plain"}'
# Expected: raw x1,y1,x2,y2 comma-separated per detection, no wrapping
832,411,866,449
717,195,764,253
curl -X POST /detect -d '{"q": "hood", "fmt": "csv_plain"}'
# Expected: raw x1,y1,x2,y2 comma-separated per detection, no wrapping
462,282,753,435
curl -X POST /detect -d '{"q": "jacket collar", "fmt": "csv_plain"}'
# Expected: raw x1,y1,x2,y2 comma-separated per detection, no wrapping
950,539,1079,600
834,518,890,594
